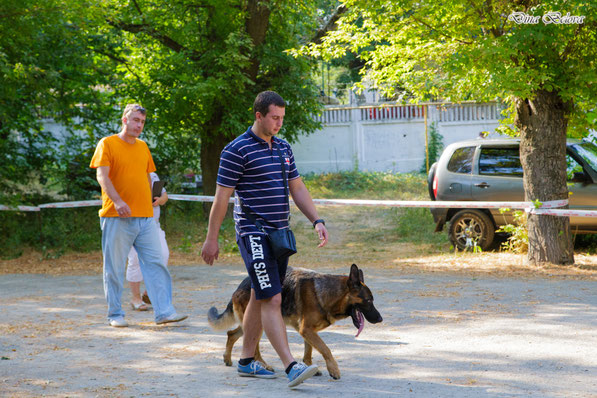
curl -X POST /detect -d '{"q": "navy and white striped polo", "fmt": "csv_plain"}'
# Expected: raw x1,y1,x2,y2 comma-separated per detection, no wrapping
217,126,300,236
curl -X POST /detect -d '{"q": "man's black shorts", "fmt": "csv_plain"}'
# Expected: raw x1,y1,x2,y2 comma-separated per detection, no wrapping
237,234,289,300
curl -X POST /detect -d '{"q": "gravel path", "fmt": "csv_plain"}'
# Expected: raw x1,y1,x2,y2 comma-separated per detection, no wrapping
1,263,596,397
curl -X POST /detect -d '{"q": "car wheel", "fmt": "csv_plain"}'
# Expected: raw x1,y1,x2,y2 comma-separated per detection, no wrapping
449,210,495,251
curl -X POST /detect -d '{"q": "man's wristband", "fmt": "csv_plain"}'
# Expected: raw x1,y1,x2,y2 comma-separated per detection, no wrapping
312,219,325,228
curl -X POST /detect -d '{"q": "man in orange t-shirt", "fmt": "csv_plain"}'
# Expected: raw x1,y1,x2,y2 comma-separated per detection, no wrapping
90,104,187,327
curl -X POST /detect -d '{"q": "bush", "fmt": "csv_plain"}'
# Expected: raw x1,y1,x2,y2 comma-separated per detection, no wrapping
39,207,101,254
574,234,597,254
496,209,528,253
0,211,39,259
420,122,444,173
162,200,207,252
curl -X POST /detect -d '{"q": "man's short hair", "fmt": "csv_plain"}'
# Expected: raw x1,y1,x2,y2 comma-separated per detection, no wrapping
253,91,285,116
122,103,146,120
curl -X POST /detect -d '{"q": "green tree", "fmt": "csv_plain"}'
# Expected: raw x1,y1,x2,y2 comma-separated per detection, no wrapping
93,0,323,194
2,0,327,202
0,0,121,201
420,122,443,173
304,0,597,265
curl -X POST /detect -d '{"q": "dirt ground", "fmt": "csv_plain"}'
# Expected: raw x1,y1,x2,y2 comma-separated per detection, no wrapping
1,206,596,397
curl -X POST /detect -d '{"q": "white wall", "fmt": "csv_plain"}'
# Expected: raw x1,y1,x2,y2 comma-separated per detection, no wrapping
359,120,426,172
39,102,508,175
291,123,355,173
293,102,506,174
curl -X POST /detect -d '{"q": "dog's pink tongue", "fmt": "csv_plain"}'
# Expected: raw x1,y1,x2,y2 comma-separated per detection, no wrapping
355,311,365,338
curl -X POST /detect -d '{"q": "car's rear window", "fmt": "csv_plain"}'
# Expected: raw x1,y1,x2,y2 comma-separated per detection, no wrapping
447,146,475,174
479,146,523,177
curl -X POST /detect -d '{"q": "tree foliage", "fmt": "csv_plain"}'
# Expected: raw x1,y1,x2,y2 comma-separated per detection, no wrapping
1,0,327,201
301,0,597,264
0,0,121,201
303,0,596,122
94,0,324,193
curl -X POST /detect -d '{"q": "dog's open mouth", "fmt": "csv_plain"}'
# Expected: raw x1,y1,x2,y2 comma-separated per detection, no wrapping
351,308,365,337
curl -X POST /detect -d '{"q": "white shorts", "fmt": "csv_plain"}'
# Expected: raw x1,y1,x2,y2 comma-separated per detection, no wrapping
126,227,169,283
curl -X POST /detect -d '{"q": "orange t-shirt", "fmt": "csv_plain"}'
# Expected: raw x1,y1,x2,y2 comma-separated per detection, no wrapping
89,134,156,217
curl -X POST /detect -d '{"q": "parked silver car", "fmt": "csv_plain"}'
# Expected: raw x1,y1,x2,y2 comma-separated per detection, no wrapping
428,138,597,250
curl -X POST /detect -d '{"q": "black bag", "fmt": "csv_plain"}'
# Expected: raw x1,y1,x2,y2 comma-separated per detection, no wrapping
241,144,296,260
266,228,297,260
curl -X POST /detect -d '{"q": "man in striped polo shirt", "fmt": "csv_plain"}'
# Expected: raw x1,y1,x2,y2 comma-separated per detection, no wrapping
201,91,328,388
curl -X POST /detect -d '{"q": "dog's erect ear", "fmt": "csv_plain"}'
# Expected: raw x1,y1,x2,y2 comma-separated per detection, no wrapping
349,264,360,287
351,264,364,283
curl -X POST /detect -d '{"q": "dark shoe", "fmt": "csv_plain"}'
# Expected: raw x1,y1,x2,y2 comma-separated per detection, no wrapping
142,291,151,304
156,313,188,325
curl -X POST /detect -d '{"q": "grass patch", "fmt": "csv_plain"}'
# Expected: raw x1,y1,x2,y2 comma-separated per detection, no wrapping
0,207,101,259
303,171,428,200
393,207,449,250
303,171,445,250
161,200,239,255
161,200,206,253
1,171,441,259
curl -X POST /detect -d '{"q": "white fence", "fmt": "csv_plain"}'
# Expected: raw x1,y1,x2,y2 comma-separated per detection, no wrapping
37,101,505,175
294,102,505,174
437,103,501,122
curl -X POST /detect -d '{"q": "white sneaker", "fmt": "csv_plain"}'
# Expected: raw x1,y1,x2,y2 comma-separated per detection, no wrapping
109,318,128,327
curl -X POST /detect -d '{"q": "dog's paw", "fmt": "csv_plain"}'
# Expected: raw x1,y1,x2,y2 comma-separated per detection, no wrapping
223,356,232,367
328,369,341,380
314,370,323,376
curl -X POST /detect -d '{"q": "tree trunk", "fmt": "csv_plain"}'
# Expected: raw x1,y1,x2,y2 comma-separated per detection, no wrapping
245,0,271,81
200,125,230,196
199,0,271,198
514,90,574,265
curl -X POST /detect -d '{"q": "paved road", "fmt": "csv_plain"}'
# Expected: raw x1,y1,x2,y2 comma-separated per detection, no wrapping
1,264,596,397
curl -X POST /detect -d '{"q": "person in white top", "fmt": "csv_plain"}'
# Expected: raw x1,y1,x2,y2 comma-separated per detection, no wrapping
127,172,169,311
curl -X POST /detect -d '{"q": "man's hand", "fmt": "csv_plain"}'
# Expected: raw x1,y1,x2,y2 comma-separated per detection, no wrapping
201,238,220,266
96,166,130,216
114,199,131,217
315,223,328,247
289,177,329,248
201,185,234,266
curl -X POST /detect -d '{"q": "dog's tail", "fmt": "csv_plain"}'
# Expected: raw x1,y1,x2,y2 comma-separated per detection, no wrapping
207,300,236,331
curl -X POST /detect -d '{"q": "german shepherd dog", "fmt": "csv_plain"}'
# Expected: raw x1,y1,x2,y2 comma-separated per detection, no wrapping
207,264,383,380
